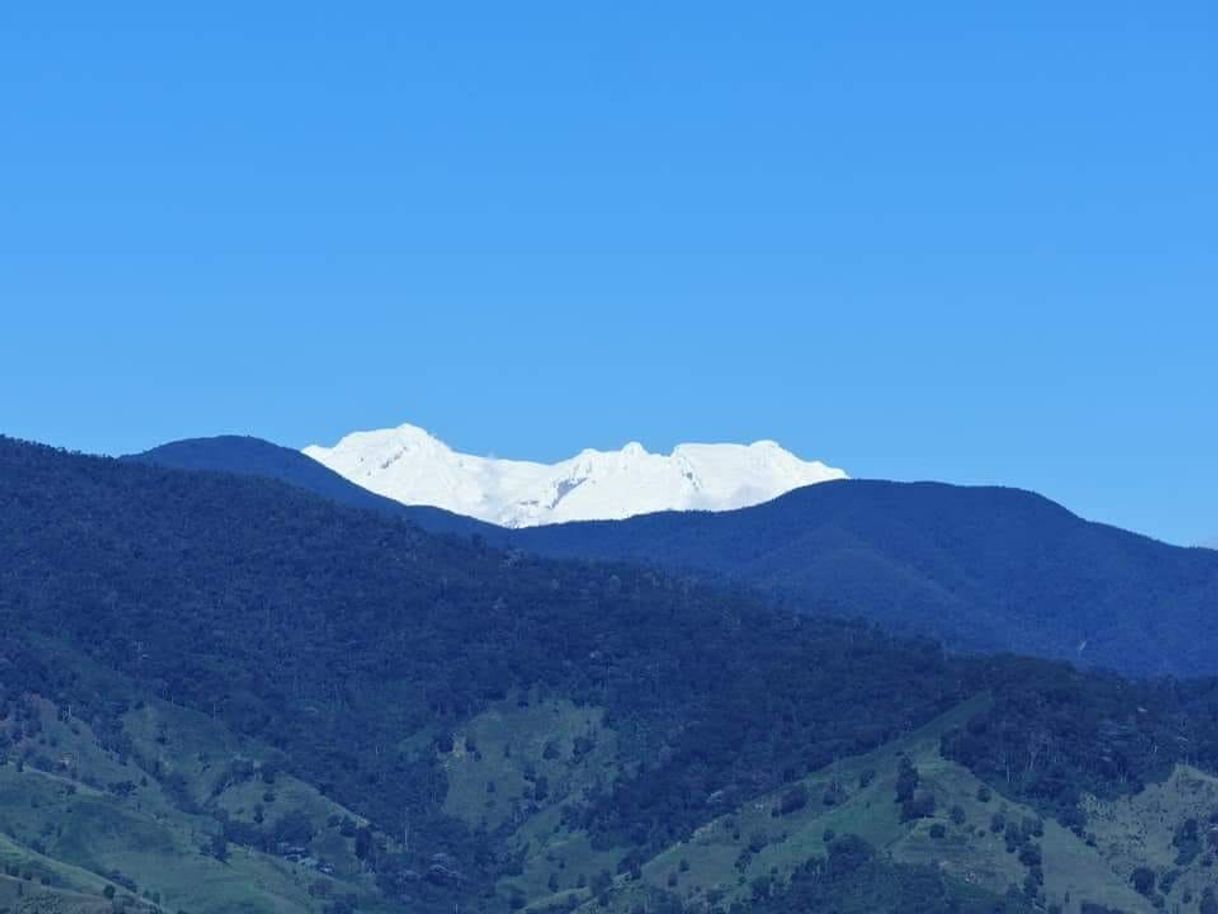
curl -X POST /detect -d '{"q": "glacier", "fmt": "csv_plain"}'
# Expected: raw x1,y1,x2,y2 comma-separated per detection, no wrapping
303,422,847,528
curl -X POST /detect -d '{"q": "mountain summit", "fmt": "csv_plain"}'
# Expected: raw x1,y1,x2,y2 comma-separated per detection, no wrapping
302,422,846,527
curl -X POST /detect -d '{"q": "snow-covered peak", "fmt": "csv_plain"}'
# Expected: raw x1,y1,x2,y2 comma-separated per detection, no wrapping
326,422,451,455
303,423,847,528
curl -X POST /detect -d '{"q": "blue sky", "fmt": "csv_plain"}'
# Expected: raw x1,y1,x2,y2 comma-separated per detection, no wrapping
2,2,1215,545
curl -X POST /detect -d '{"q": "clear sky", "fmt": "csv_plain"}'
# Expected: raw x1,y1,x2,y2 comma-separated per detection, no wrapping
2,2,1215,546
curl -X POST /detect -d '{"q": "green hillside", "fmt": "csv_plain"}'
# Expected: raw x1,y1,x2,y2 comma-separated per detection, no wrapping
0,682,393,914
7,437,1218,912
428,694,1217,914
15,680,1217,914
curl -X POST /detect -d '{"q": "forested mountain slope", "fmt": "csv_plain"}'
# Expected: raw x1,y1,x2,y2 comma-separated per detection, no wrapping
134,436,1218,677
17,435,1218,912
513,480,1218,677
125,436,480,535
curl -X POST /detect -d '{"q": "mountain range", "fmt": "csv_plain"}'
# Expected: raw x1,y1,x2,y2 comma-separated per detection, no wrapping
10,432,1218,914
301,423,846,528
132,434,1218,679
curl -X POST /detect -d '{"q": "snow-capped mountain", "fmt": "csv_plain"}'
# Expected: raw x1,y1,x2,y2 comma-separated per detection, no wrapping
302,423,847,528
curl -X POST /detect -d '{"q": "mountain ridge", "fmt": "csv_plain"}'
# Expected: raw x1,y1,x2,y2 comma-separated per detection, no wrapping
126,434,1218,678
11,432,1218,914
124,435,483,535
302,422,846,527
513,479,1218,676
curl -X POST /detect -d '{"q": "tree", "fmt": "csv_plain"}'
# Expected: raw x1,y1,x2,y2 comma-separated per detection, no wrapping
208,833,229,863
354,826,373,861
270,810,315,847
901,788,936,822
1130,866,1156,897
895,757,918,804
774,784,808,816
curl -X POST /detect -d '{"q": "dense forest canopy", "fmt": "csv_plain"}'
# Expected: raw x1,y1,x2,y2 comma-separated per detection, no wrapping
6,436,1218,913
130,435,1218,678
512,480,1218,678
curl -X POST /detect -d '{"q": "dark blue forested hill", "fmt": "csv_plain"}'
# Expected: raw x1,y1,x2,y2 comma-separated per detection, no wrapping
514,480,1218,677
10,433,1218,913
125,435,484,536
133,436,1218,678
0,433,1030,910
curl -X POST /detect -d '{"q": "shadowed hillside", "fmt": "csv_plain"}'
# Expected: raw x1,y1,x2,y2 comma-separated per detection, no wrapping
125,436,481,535
133,437,1218,677
513,480,1218,676
9,436,1218,912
